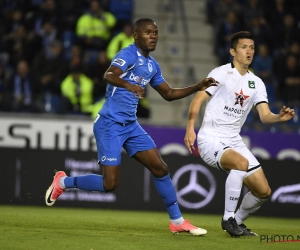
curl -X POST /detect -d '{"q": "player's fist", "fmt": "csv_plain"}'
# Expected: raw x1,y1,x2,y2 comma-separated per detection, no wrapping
279,106,295,121
197,77,219,91
127,84,145,99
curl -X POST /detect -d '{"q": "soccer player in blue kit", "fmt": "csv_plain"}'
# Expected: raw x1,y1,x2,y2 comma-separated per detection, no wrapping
45,18,218,236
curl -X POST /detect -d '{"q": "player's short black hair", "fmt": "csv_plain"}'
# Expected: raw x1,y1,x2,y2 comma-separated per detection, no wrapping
230,31,253,50
134,18,155,32
90,0,101,5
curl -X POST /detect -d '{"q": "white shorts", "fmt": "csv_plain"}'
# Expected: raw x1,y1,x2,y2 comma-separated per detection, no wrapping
197,137,261,178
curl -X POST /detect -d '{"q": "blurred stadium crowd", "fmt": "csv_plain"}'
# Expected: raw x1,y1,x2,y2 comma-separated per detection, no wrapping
0,0,299,132
0,0,151,118
206,0,300,132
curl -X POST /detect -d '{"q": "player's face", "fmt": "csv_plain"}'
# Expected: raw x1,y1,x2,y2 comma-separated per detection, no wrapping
134,22,158,56
231,38,255,67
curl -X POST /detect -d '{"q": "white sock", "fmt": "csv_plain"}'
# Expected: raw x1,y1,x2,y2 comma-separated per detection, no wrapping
235,192,268,225
171,217,184,225
59,176,66,189
223,170,247,220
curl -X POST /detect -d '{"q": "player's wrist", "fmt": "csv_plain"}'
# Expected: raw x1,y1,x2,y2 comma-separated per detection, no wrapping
186,123,195,131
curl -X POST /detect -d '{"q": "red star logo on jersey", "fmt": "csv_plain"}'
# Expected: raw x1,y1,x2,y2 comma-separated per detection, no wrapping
234,89,249,107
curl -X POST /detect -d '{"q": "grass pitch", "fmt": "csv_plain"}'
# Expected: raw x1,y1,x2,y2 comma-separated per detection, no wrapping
1,205,300,250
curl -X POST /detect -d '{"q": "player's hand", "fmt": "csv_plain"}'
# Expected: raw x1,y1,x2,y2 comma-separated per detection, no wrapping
197,77,219,91
279,106,295,121
127,84,145,98
184,129,197,154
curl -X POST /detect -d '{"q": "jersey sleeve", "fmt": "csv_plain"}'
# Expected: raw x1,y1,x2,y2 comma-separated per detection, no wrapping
206,67,226,95
253,78,268,106
111,48,136,72
149,60,165,87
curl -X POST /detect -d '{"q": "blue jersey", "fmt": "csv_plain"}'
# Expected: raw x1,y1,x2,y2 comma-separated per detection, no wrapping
99,43,165,124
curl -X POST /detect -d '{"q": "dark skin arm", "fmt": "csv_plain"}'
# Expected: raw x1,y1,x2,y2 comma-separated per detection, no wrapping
103,65,218,100
153,77,218,101
104,65,145,98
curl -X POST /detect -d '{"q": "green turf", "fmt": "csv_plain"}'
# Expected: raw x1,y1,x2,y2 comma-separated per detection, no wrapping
1,205,300,250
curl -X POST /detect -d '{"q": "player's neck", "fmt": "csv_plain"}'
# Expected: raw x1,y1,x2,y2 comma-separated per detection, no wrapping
134,43,150,58
139,50,150,58
232,61,248,76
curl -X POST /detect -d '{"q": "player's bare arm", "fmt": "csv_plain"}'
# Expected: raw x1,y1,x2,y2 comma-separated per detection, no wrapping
256,103,295,124
153,77,218,101
184,91,210,153
104,65,145,98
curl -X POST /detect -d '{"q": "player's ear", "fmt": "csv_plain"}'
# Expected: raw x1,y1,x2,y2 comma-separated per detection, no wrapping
133,31,138,40
229,48,235,57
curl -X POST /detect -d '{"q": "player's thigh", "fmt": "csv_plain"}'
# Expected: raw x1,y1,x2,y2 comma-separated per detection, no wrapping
123,126,168,176
220,149,249,172
234,145,261,176
243,168,271,199
93,116,124,166
221,142,262,172
198,139,246,172
124,124,156,157
133,148,168,177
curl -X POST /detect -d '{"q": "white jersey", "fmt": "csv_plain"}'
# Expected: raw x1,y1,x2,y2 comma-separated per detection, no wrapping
197,63,268,142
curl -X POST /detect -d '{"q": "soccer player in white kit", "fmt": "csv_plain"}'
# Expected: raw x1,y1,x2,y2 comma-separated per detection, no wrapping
184,31,295,237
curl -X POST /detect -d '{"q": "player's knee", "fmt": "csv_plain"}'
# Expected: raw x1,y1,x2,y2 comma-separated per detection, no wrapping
151,164,169,178
236,158,249,171
263,187,271,199
256,186,271,199
153,169,169,178
103,180,119,192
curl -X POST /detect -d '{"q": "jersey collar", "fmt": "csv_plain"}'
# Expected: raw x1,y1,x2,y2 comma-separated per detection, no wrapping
231,62,249,73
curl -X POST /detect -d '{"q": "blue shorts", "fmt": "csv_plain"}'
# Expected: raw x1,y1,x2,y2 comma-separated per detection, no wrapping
93,115,156,165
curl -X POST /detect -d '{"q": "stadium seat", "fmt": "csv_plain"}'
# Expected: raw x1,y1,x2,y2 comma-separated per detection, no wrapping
44,92,62,113
61,30,76,60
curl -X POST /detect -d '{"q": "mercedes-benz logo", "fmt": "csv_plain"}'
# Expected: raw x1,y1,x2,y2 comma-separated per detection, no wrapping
172,164,216,209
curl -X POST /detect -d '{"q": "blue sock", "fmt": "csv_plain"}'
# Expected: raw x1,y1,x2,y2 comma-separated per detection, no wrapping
153,174,182,220
64,174,105,192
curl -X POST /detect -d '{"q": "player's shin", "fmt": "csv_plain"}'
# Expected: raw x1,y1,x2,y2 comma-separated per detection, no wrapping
224,170,247,220
64,174,105,192
153,174,182,221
